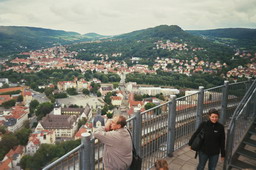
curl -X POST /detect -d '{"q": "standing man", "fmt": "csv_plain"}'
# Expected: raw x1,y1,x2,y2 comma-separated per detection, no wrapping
93,115,133,170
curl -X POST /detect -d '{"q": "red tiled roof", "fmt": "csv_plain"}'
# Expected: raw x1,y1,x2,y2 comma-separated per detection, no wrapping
0,95,11,105
86,122,93,128
0,158,12,170
14,145,24,154
5,106,28,119
24,91,32,96
31,138,40,145
0,87,24,94
75,126,87,138
111,96,122,100
6,149,15,159
5,145,24,159
127,107,134,115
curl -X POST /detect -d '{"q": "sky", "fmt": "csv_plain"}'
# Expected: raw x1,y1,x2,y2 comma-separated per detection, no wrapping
0,0,255,35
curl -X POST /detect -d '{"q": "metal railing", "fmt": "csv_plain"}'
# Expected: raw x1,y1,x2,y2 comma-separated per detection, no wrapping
42,80,254,170
223,79,256,170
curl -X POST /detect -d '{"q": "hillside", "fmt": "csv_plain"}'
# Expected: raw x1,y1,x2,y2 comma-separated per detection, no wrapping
0,26,106,58
1,25,255,69
187,28,256,51
69,25,234,65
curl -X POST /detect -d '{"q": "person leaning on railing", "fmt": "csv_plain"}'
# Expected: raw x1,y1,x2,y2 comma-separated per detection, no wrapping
93,115,133,170
189,109,225,170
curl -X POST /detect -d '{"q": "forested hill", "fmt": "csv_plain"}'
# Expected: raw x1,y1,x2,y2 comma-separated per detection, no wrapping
187,28,256,51
70,25,234,64
116,25,188,40
1,25,255,66
0,26,106,58
187,28,256,39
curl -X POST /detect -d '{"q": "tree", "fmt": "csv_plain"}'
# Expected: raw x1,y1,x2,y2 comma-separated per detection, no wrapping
0,133,19,160
44,87,54,96
97,91,102,97
101,104,109,115
106,110,113,119
66,88,78,95
156,93,165,101
113,82,119,89
23,120,30,129
104,92,112,105
134,94,143,101
82,88,90,95
14,128,32,145
54,92,68,98
20,155,33,170
78,118,87,129
144,103,156,110
17,95,23,102
35,102,54,120
90,82,101,94
69,104,79,108
2,99,16,109
29,99,39,114
21,139,81,169
0,126,6,134
1,83,9,88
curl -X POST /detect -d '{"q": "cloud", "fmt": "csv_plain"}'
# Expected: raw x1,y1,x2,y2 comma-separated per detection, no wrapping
0,0,255,35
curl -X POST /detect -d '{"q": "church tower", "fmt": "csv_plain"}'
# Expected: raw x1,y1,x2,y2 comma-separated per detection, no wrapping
53,101,61,115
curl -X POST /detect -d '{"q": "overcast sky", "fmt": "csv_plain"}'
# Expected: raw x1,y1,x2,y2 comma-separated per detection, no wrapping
0,0,255,35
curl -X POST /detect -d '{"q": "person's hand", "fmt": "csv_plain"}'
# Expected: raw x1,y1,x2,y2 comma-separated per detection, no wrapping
105,119,113,131
221,157,224,161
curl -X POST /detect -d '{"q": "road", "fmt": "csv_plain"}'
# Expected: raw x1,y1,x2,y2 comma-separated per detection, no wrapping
31,89,49,103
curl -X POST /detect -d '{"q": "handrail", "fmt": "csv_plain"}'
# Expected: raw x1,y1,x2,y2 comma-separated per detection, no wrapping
42,144,83,170
229,80,256,122
40,79,253,170
224,79,256,170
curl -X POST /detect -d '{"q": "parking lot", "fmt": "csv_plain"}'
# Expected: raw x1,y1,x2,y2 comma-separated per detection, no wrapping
57,94,105,109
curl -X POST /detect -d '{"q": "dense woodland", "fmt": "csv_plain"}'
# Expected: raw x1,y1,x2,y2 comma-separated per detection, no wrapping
0,69,120,90
0,26,106,58
68,25,235,65
126,71,225,89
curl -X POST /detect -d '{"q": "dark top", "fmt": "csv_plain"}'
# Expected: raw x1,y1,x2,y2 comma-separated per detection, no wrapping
189,120,225,157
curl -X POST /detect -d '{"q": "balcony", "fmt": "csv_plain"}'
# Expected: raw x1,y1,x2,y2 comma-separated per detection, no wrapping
42,80,256,170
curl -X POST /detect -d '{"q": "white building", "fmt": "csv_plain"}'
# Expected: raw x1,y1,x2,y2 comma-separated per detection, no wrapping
111,96,122,106
137,87,180,96
4,106,29,132
26,130,55,155
35,114,78,140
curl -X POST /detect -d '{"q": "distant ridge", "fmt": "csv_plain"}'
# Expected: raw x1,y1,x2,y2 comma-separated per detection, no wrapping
187,28,256,39
83,32,109,39
0,26,105,57
116,25,188,40
0,25,255,59
0,26,79,36
187,28,256,51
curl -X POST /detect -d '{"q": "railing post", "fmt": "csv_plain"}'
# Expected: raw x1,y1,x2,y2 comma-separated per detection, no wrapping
196,86,204,128
90,138,95,170
245,78,253,118
167,95,177,157
252,92,256,117
81,133,92,170
220,80,229,124
245,77,252,91
133,111,142,157
223,122,235,170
